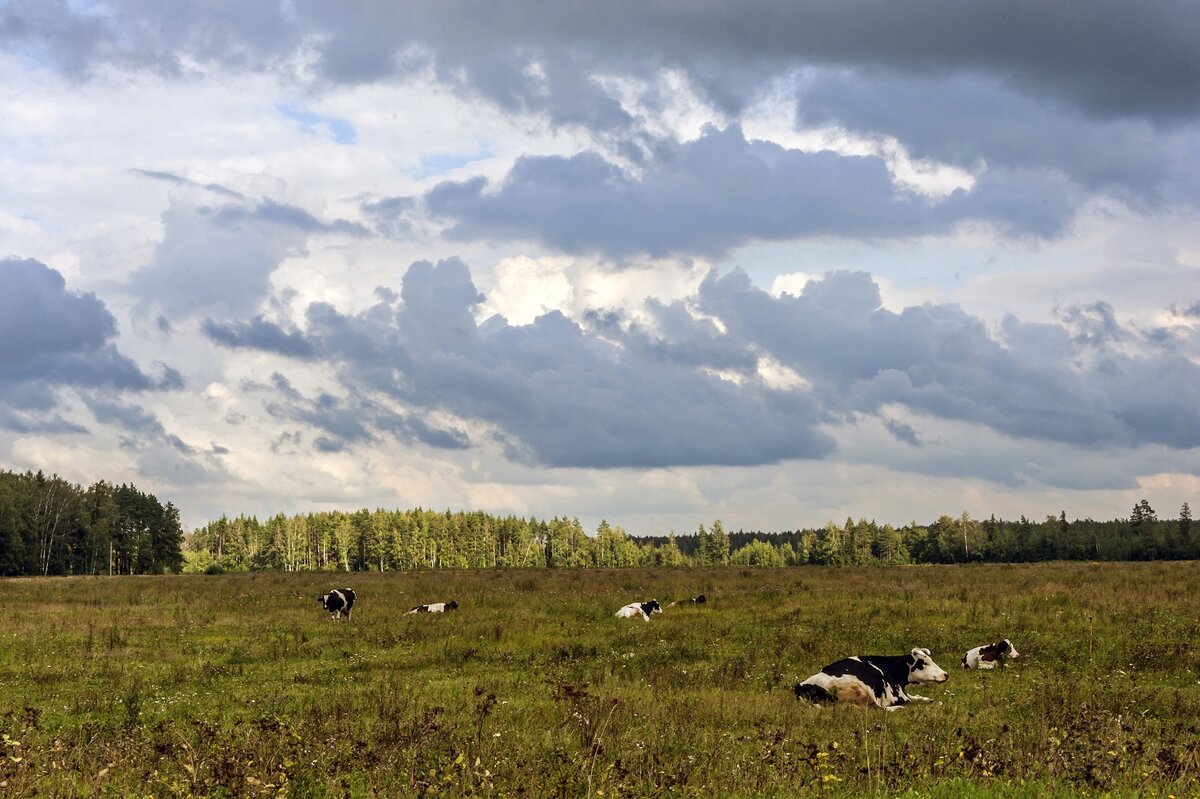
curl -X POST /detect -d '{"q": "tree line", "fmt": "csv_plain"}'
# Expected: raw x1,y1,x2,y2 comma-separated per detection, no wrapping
1,467,1192,576
0,470,184,576
184,499,1196,573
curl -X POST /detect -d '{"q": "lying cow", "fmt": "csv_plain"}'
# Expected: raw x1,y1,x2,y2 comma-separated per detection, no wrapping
962,639,1019,669
319,588,356,620
667,594,706,607
795,647,949,710
409,600,458,614
615,599,662,621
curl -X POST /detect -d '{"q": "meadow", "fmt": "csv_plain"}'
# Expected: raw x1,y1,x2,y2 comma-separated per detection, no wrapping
1,562,1198,798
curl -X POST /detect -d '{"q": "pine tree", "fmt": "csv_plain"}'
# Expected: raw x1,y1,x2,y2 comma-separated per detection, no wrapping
710,520,730,566
695,523,711,566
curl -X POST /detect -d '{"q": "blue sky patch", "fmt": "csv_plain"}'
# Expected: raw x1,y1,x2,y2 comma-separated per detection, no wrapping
418,150,493,177
278,103,357,145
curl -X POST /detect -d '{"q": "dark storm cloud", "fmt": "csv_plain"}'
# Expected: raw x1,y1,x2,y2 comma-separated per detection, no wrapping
1,257,115,365
11,2,1195,262
795,72,1200,208
7,1,1198,123
422,125,946,257
418,125,1092,257
0,257,171,432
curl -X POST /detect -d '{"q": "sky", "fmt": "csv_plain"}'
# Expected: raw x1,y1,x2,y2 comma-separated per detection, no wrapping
1,0,1199,534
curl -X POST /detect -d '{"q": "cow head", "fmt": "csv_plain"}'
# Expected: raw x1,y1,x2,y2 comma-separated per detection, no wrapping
645,599,663,614
907,647,949,683
446,600,459,611
1000,639,1019,658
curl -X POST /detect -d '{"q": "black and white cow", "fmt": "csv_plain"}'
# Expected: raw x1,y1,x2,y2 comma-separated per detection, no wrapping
667,594,706,607
318,588,356,620
795,647,949,710
615,599,662,621
962,639,1019,669
409,600,459,614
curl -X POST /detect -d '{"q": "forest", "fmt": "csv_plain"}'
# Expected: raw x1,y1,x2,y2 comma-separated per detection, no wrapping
0,470,184,576
182,498,1196,574
0,468,1194,576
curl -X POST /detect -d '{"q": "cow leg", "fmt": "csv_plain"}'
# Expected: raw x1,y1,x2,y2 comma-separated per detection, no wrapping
906,693,933,702
979,661,996,670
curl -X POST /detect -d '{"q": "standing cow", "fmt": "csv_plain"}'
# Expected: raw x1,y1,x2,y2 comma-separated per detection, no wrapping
795,647,949,710
319,588,356,620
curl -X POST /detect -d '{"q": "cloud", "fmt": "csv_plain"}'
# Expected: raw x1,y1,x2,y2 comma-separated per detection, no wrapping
196,257,1200,480
418,124,1102,257
80,394,231,485
202,316,316,358
251,372,471,453
129,191,367,320
0,257,167,431
1,256,116,365
794,71,1200,211
422,125,946,257
129,168,245,199
8,1,1199,125
697,268,1200,450
232,257,832,467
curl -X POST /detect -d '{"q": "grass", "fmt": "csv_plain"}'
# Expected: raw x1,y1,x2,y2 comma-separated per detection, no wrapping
0,562,1198,797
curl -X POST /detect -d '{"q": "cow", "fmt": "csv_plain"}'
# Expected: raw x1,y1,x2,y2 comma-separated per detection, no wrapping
962,639,1019,669
794,647,949,710
667,594,706,607
409,600,459,614
318,588,356,620
615,599,662,621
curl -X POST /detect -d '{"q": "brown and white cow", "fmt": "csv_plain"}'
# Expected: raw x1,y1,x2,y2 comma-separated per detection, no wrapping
795,648,949,710
962,639,1019,669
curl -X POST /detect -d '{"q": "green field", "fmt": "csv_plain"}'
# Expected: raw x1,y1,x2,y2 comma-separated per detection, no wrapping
1,563,1198,798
